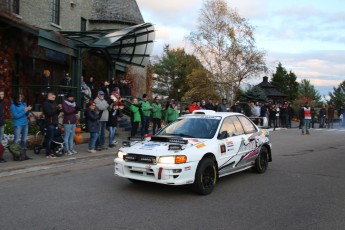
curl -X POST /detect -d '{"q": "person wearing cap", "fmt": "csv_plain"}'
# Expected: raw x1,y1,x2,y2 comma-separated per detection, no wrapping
139,93,152,137
130,98,141,137
62,93,80,155
152,96,162,135
165,100,179,124
200,100,207,110
94,90,109,150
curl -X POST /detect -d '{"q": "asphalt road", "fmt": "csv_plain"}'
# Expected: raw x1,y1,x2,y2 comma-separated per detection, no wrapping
0,128,344,230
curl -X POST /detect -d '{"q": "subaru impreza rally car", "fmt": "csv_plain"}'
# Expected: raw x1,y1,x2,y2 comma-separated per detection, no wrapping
114,110,272,195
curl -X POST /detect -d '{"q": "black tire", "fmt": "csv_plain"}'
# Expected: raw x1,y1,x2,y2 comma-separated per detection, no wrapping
33,145,41,155
53,145,64,157
254,146,269,173
193,158,217,195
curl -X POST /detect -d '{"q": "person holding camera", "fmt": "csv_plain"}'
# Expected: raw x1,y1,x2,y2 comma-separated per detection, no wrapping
164,100,179,124
107,99,122,147
10,93,32,161
62,93,80,155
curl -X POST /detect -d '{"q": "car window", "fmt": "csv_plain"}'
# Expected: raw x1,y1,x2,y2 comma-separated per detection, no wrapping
231,116,245,135
157,117,221,139
219,117,237,136
237,115,258,134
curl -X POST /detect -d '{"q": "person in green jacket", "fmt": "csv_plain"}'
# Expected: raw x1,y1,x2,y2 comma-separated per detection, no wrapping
165,100,179,124
130,98,141,137
152,96,162,134
139,94,152,137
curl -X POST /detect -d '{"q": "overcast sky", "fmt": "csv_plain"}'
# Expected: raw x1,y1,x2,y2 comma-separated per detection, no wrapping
136,0,345,97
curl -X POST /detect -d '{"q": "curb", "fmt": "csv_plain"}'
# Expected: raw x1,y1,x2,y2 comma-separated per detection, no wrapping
0,151,116,178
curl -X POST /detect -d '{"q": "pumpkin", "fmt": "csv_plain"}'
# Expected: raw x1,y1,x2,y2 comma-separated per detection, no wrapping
75,127,82,133
74,134,84,144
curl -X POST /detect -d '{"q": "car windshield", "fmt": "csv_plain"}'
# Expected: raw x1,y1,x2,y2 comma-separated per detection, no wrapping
157,117,221,139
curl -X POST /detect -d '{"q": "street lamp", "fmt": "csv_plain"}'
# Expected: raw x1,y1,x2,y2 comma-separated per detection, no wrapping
177,89,180,101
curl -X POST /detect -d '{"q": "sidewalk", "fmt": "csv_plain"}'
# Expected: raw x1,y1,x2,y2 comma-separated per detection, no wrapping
0,130,130,177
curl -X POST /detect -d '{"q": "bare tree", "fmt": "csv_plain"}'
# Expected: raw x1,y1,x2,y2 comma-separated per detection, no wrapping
187,0,267,101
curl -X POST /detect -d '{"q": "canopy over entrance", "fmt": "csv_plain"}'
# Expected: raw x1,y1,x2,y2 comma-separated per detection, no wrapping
61,23,155,68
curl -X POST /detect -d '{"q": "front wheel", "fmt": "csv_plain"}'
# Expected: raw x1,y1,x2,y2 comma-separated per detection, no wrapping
254,146,269,173
193,158,217,195
33,145,41,155
53,145,64,157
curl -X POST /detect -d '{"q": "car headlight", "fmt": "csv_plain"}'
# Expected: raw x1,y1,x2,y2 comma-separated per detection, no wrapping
158,155,187,164
117,150,127,159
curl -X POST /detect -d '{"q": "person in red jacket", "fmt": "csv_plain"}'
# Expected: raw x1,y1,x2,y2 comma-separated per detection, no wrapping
189,100,200,113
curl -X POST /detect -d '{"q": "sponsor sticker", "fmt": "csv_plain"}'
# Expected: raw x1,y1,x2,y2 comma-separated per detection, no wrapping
196,143,206,149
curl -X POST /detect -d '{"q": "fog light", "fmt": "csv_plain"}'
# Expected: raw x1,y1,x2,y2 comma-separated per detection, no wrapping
172,169,182,173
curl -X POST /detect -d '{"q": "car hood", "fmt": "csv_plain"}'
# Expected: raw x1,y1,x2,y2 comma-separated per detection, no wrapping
120,136,209,157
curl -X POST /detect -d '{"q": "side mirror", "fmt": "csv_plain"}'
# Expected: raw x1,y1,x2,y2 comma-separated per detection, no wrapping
217,131,229,140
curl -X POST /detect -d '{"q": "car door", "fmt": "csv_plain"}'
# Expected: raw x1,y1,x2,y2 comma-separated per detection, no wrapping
236,115,260,164
217,116,244,175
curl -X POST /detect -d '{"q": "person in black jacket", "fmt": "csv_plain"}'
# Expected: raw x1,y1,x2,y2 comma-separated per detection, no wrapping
84,101,100,153
42,92,62,159
107,102,122,147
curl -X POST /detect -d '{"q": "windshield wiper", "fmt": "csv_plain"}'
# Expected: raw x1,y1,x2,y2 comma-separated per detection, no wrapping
168,133,195,138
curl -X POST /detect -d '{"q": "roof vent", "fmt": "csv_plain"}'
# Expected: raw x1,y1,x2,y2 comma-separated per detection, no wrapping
192,110,216,115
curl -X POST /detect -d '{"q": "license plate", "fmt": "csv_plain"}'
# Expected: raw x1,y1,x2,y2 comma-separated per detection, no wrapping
131,167,146,172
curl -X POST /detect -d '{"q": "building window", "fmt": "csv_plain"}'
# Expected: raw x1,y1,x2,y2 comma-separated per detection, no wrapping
13,0,20,14
51,0,60,25
81,17,87,31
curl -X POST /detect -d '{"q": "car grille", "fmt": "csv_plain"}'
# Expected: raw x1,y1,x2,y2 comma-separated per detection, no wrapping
124,154,157,164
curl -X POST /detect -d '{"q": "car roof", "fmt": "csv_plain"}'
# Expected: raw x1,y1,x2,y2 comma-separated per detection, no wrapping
183,110,243,119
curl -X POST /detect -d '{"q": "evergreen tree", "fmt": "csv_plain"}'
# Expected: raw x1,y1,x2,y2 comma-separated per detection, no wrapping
271,62,299,101
241,85,266,102
328,80,345,109
298,79,321,103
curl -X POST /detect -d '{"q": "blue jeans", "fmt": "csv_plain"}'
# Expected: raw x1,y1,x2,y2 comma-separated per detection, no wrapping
64,123,76,151
14,124,28,148
96,121,106,148
319,117,326,128
108,126,116,144
141,116,150,137
302,119,311,133
45,125,56,155
88,132,99,150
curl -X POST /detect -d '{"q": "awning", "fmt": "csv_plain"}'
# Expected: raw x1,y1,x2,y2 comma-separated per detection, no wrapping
60,23,155,68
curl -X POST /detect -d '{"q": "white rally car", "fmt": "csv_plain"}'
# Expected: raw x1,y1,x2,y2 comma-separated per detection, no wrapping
114,110,272,195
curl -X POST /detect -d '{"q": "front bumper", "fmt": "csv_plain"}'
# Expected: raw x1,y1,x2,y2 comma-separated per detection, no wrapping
114,158,198,185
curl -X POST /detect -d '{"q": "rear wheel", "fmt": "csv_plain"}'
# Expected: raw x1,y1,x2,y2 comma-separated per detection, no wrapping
193,158,217,195
254,146,269,173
